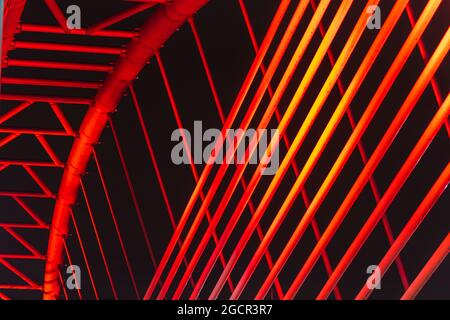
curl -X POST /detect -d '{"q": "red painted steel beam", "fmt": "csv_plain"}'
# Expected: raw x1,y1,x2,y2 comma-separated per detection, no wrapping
0,192,54,198
0,254,46,259
19,24,137,38
43,0,209,300
87,3,155,34
0,128,73,136
1,77,101,89
0,224,49,230
0,94,91,104
0,258,40,288
44,0,70,33
0,160,64,167
0,285,42,290
13,41,125,55
0,101,32,124
69,209,99,300
237,0,341,300
0,134,20,148
5,59,114,72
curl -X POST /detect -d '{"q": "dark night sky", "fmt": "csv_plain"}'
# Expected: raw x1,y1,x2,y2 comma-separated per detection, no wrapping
0,0,449,300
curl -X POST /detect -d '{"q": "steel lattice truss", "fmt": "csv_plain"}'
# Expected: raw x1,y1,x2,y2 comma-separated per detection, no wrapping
0,0,449,300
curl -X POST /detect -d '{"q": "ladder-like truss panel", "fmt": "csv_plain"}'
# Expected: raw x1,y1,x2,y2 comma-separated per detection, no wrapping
0,0,448,300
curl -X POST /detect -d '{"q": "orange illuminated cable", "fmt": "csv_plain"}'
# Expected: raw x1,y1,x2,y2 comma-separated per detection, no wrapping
163,0,335,299
151,0,306,299
254,0,430,299
58,271,68,300
310,0,409,290
63,241,82,300
69,209,99,300
356,162,450,300
203,0,370,299
316,91,450,299
290,15,450,298
93,150,140,298
109,119,159,277
156,53,235,293
228,0,381,299
401,233,450,300
144,0,297,299
405,4,449,137
129,85,195,290
238,0,341,299
188,16,284,298
80,182,118,299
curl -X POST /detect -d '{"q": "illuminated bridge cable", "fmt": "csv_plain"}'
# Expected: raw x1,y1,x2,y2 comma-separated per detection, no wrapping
157,0,330,299
144,0,294,298
255,0,442,299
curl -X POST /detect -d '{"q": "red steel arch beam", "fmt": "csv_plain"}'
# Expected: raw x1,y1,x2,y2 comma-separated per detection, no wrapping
43,0,209,300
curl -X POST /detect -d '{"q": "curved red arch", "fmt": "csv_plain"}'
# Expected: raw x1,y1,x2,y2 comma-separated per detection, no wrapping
43,0,209,300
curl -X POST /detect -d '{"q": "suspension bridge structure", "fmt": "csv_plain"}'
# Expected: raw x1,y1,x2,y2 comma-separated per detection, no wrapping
0,0,449,300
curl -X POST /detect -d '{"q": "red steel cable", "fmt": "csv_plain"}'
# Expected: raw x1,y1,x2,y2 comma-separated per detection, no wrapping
0,258,40,288
253,0,438,299
45,0,210,299
6,59,113,72
19,24,137,38
44,0,70,33
0,94,92,104
4,227,43,258
92,150,141,298
69,209,100,300
80,182,118,299
401,233,450,300
1,77,101,89
206,0,356,299
156,0,329,295
316,91,450,299
356,162,450,300
144,0,293,299
13,41,125,55
129,85,196,290
181,15,285,299
288,14,449,301
236,2,331,298
405,4,449,137
310,0,409,290
63,241,82,300
58,271,69,300
87,3,155,34
228,0,379,299
155,53,235,293
0,292,11,300
109,119,159,275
